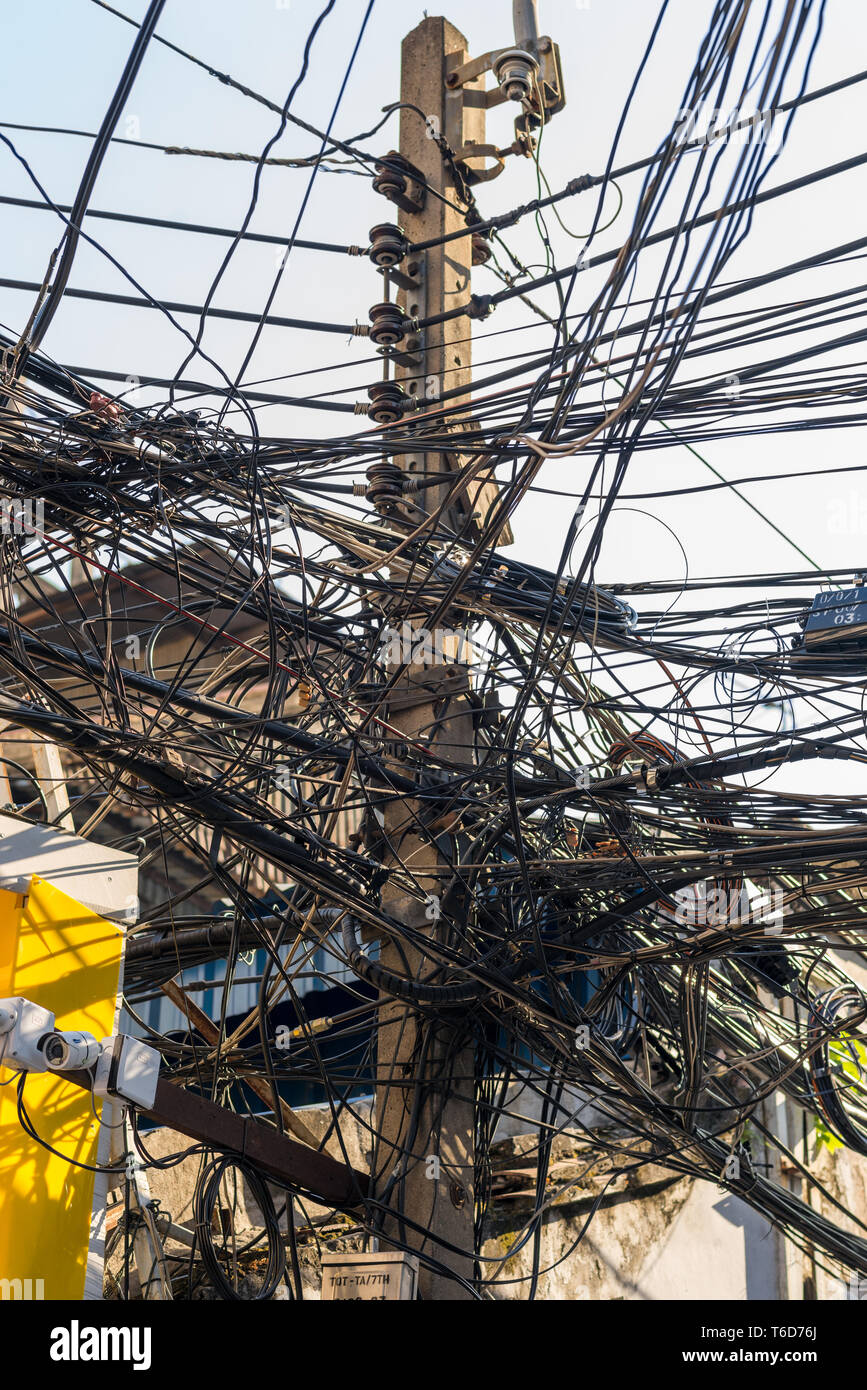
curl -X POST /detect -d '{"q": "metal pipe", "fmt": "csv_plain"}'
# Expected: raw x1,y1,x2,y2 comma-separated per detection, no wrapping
512,0,540,53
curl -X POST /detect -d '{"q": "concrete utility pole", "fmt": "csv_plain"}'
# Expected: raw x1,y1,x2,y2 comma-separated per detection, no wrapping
368,4,564,1300
370,17,486,1300
390,17,485,525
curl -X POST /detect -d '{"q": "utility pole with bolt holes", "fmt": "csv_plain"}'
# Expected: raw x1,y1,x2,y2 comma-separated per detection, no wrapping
370,17,483,1302
367,5,564,1299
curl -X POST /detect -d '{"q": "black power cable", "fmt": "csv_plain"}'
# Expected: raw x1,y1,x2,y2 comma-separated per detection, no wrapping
193,1153,287,1300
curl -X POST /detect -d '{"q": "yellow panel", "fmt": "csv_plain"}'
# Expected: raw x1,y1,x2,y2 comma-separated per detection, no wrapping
0,875,123,1300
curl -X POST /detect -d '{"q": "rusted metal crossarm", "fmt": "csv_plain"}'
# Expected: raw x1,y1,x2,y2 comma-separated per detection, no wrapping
64,1069,369,1210
146,1078,368,1208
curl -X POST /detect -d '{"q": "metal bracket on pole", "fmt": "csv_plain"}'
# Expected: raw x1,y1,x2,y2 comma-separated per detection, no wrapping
444,34,565,151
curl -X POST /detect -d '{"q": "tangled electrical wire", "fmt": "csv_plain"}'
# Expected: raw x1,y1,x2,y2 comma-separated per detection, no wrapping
2,0,867,1300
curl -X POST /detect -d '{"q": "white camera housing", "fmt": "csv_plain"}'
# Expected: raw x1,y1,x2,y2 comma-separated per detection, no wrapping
0,996,56,1072
93,1034,161,1111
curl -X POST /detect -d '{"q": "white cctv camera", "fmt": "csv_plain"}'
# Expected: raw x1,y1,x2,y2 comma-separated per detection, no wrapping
43,1029,101,1072
0,997,100,1073
0,996,160,1107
